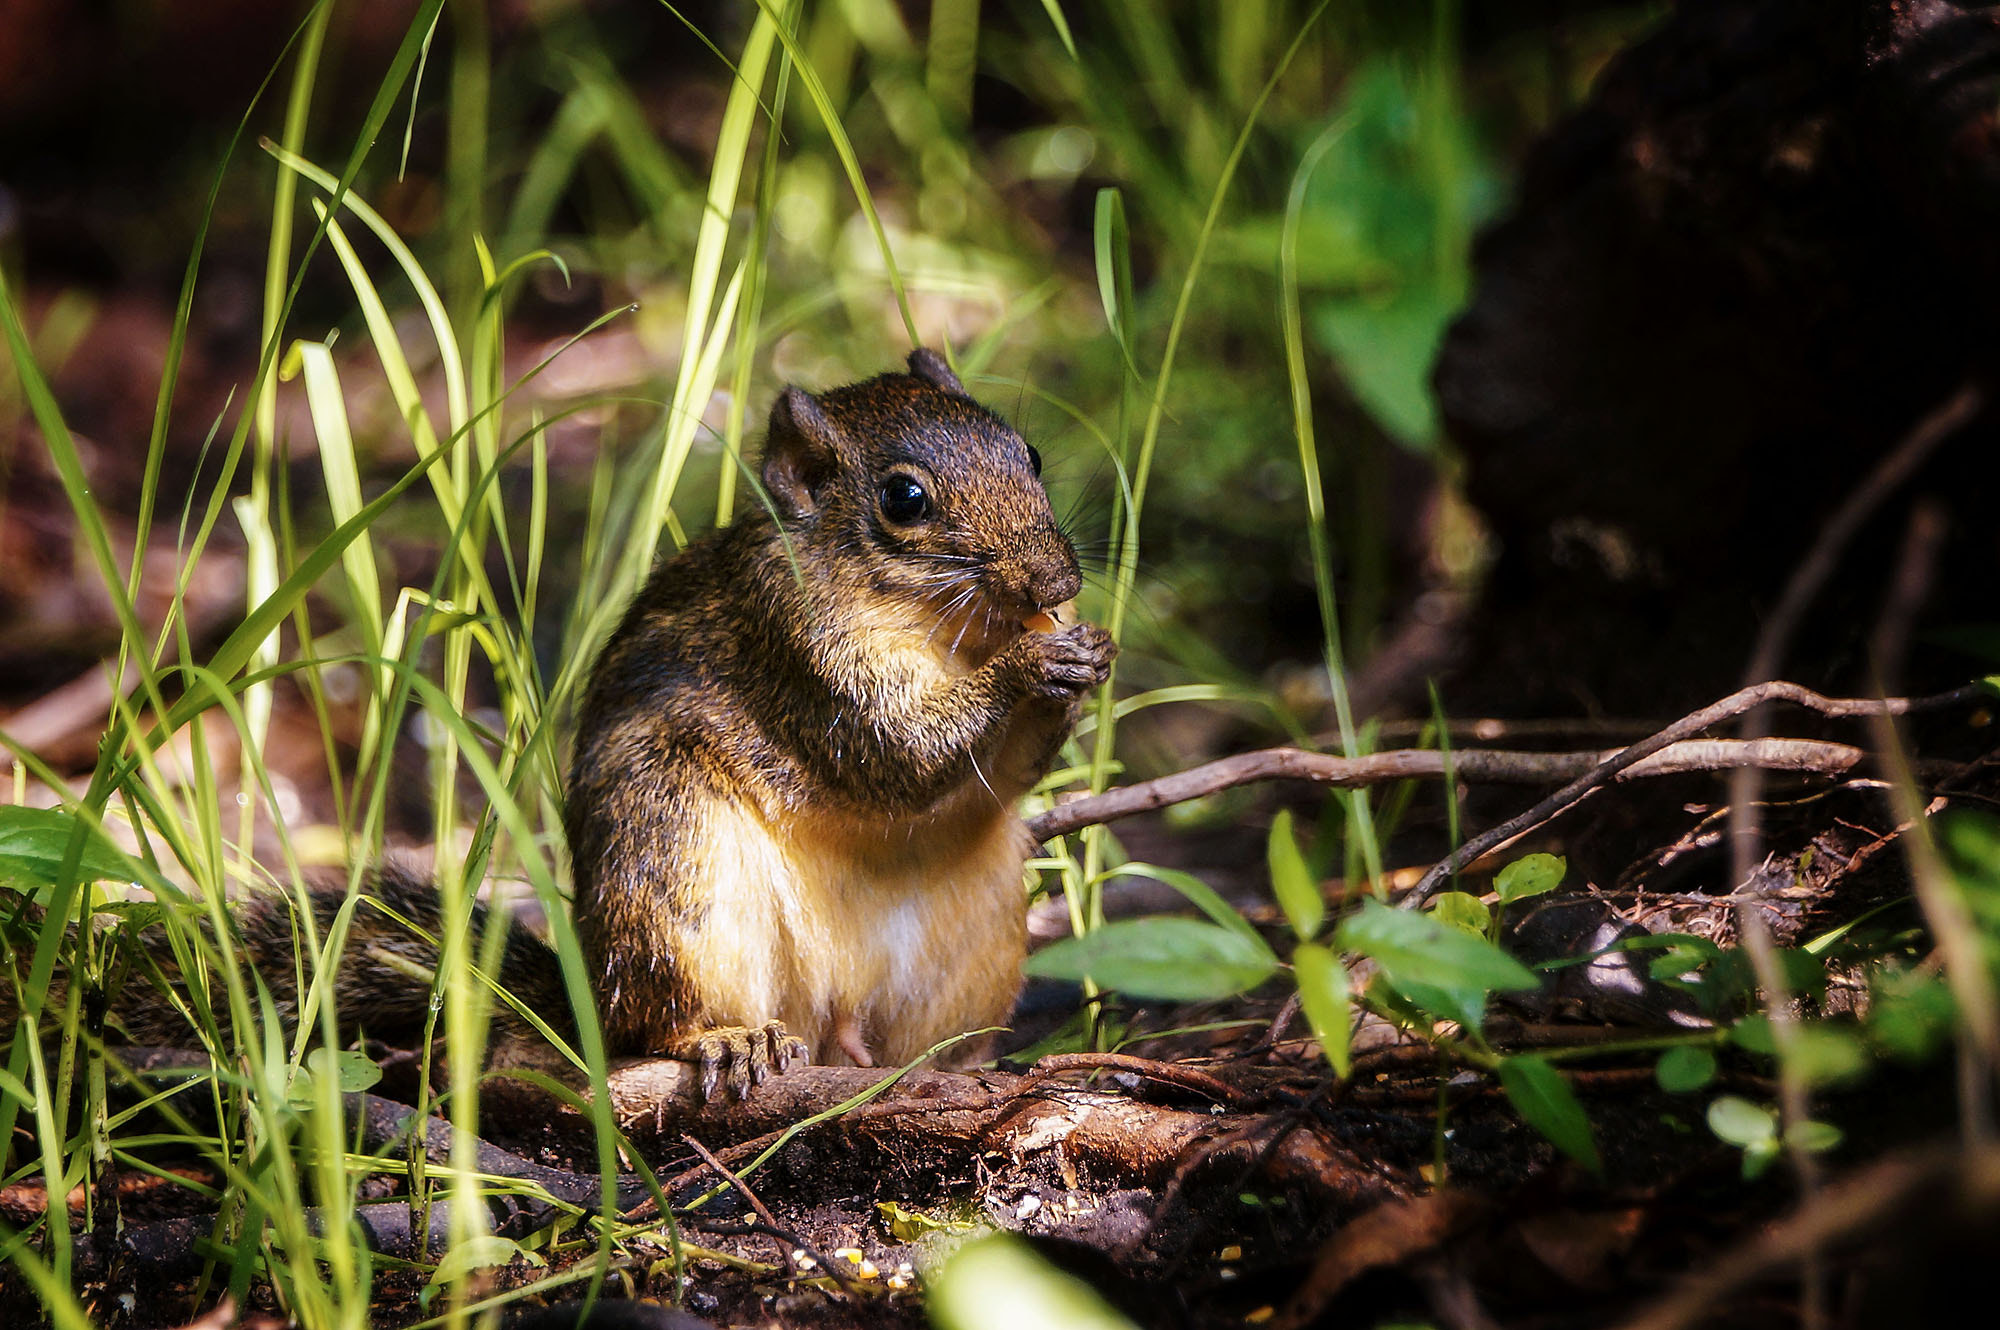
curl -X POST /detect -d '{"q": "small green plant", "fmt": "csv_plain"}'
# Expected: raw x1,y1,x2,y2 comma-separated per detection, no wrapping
1028,829,1608,1171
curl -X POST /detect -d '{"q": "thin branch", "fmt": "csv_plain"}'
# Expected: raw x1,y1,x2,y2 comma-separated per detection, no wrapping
1025,1051,1249,1106
1025,730,1948,845
679,1134,858,1292
1399,681,1987,909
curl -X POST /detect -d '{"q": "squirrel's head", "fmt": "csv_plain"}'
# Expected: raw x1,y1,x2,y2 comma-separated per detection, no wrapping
759,348,1080,652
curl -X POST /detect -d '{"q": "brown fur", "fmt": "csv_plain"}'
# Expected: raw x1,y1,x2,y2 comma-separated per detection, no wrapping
10,351,1109,1089
568,348,1112,1069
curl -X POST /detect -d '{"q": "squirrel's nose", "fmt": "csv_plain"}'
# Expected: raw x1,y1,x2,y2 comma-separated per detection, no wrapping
1027,559,1081,611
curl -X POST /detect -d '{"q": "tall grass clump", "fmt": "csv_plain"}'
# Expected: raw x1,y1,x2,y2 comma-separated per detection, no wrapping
0,0,1526,1318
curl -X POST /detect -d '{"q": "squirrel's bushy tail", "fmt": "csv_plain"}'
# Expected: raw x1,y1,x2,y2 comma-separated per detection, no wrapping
4,862,577,1058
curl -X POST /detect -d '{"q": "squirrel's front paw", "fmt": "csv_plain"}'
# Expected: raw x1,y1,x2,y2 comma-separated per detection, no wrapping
1015,623,1117,701
679,1021,810,1102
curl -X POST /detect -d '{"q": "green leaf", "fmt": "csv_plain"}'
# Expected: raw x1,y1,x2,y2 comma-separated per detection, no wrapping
1741,1137,1781,1180
877,1200,976,1242
1497,1054,1601,1173
1786,1119,1843,1154
1729,1019,1865,1087
1334,898,1537,1031
0,806,135,896
1292,942,1352,1078
1494,853,1566,905
1628,932,1724,960
1313,283,1457,449
1729,1017,1776,1055
931,1232,1137,1330
1648,942,1717,984
428,1234,536,1286
1023,917,1278,1002
1868,967,1955,1062
287,1048,384,1108
1267,809,1324,941
1102,863,1265,954
1784,1024,1868,1088
1093,188,1138,379
1942,811,2000,927
1655,1045,1717,1094
1706,1095,1777,1148
1429,891,1491,935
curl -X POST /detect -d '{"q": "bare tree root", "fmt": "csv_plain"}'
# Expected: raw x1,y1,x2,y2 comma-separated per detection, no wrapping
579,1058,1403,1220
80,1054,1402,1284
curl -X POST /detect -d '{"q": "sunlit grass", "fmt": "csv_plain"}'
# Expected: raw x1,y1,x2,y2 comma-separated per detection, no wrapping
0,0,1500,1319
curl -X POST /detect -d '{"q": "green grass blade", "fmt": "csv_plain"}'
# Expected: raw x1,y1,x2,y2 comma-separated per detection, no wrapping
619,6,779,597
285,340,386,651
751,0,920,346
1036,0,1080,61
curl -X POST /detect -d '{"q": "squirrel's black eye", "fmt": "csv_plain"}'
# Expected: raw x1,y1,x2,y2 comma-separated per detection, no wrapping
879,473,933,525
1025,444,1043,476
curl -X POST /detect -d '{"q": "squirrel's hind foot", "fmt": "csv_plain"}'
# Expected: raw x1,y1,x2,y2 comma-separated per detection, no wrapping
680,1021,809,1102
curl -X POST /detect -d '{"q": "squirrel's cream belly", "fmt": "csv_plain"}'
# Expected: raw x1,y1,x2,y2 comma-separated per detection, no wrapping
687,796,1030,1066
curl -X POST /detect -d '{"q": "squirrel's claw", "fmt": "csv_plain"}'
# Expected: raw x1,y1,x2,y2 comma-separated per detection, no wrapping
1016,622,1117,702
774,1024,810,1074
687,1021,810,1102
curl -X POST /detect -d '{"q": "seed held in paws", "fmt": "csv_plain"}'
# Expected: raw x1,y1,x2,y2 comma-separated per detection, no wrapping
1024,599,1076,634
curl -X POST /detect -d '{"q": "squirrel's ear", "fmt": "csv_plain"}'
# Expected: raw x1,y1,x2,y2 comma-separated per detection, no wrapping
762,387,843,520
907,347,965,396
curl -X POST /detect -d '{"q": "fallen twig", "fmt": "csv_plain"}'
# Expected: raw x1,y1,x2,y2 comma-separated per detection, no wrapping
576,1059,1401,1217
1025,1051,1250,1106
1028,735,1910,843
679,1134,859,1292
1399,682,1986,909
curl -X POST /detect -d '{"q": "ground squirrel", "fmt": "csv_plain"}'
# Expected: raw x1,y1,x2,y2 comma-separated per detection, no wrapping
15,349,1111,1100
567,347,1112,1095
